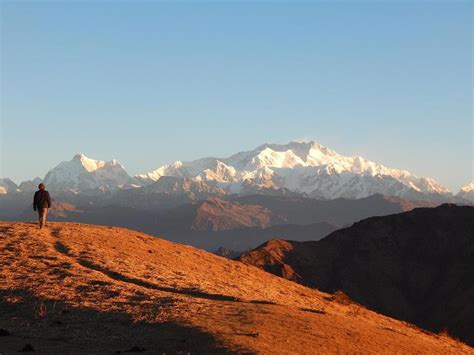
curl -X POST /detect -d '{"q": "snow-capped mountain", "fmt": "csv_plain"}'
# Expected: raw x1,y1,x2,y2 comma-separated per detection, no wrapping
3,142,454,201
137,141,450,200
0,178,19,194
457,181,474,203
43,154,134,192
142,176,228,196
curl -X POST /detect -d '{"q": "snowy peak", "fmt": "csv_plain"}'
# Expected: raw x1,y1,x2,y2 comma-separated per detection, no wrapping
0,178,19,194
142,176,228,197
136,161,184,182
457,181,474,203
199,161,237,183
136,140,451,201
224,141,317,170
72,153,124,173
251,141,338,167
460,181,474,192
249,147,306,169
44,154,132,192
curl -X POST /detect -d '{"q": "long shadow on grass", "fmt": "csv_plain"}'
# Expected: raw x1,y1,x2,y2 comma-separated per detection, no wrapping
77,258,241,303
0,289,245,354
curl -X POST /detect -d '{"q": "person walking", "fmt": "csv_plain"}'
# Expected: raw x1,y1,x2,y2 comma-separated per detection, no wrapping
33,183,52,229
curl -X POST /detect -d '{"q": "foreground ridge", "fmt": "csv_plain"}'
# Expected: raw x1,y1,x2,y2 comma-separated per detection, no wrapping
0,222,471,354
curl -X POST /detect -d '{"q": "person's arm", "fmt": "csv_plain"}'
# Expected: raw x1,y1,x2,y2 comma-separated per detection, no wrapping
46,191,52,208
33,192,37,211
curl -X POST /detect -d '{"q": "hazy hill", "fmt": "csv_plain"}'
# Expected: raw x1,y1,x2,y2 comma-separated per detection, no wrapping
3,193,436,251
0,222,471,353
230,193,437,226
239,204,474,346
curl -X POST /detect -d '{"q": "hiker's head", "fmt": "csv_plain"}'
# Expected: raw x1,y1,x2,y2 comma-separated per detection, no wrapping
38,183,45,190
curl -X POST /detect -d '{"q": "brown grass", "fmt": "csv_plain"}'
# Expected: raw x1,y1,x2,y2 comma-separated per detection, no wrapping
0,221,472,354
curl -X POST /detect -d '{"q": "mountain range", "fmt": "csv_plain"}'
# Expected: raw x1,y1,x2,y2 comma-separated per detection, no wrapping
136,141,453,201
1,141,471,253
1,141,471,202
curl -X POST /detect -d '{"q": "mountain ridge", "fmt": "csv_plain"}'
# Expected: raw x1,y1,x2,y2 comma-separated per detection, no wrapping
239,204,474,346
42,153,136,192
1,141,464,202
135,141,451,201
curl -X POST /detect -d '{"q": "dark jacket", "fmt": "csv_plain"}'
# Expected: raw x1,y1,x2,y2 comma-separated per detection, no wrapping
33,190,52,210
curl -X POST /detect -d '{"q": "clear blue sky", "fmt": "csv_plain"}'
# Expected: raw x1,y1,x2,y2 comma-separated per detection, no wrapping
1,0,472,192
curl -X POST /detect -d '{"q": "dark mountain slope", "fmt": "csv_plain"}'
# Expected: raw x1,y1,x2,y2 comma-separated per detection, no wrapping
240,204,474,345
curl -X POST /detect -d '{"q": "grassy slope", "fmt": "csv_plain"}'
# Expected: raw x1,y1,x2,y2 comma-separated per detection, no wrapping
0,222,471,354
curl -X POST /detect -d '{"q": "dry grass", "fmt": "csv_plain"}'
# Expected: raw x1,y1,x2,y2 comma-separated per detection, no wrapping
0,221,471,354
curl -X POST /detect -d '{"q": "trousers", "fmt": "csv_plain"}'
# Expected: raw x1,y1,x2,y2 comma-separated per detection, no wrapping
38,208,48,228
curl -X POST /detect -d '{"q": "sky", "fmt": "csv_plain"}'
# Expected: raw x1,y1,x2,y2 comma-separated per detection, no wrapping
1,0,472,192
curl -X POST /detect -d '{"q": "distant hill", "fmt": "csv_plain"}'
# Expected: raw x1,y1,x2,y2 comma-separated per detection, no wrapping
4,193,437,251
191,197,285,231
172,221,339,251
0,222,470,353
240,204,474,346
230,193,438,226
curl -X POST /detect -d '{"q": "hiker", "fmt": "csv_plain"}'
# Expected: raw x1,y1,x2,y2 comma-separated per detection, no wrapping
33,183,52,229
